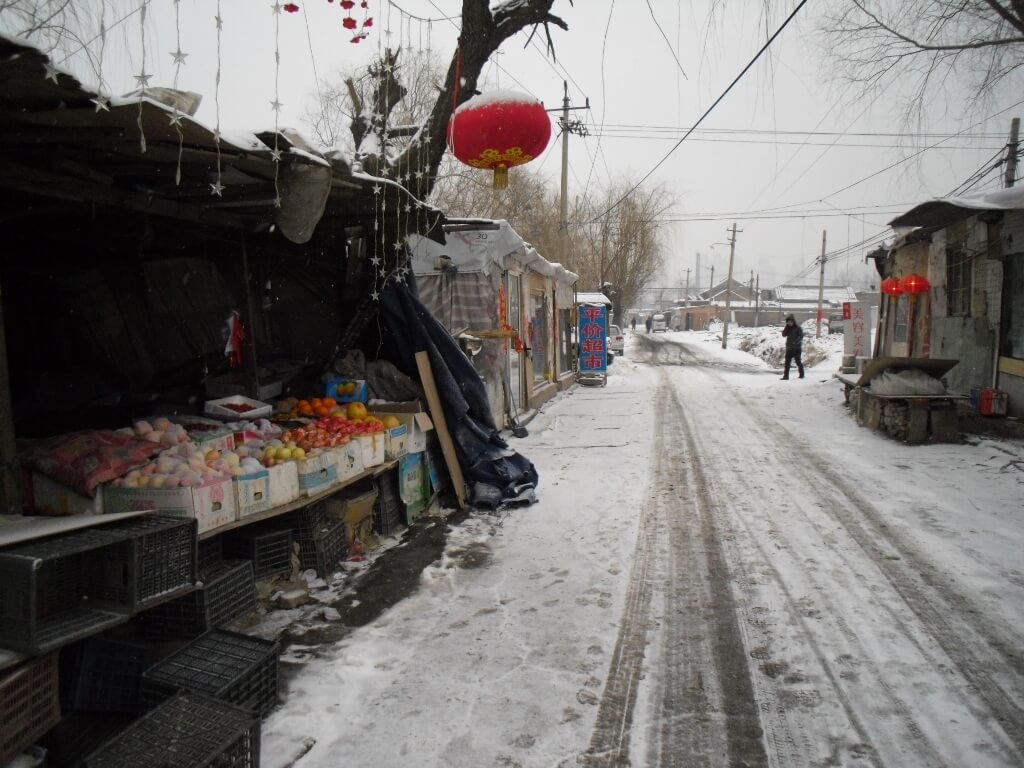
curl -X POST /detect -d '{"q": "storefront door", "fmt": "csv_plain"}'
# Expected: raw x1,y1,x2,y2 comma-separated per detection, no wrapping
530,290,548,384
507,274,524,414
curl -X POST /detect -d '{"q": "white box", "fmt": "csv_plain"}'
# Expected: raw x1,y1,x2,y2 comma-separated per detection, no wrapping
331,442,364,483
234,470,272,519
27,472,104,516
295,452,339,496
368,403,434,453
267,461,300,507
104,476,236,534
384,424,408,460
355,433,386,468
204,395,272,421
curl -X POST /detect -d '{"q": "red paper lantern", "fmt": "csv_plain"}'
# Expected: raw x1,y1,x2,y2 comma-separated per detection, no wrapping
447,91,552,189
899,274,931,294
881,277,904,296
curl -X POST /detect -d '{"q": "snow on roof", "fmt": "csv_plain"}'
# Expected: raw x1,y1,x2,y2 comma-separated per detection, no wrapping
890,186,1024,229
453,89,543,114
575,292,613,306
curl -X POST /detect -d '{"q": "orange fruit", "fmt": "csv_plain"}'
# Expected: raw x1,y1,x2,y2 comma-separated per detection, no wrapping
346,402,368,420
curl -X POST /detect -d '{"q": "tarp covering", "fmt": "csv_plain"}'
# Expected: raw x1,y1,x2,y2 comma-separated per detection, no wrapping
889,186,1024,229
379,283,538,508
416,271,500,332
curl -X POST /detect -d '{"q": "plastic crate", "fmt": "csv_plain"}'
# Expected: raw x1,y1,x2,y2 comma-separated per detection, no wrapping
140,629,279,718
970,387,1008,416
0,652,60,764
0,528,132,654
41,711,135,768
61,637,147,714
278,503,330,540
82,691,260,768
198,535,224,574
94,515,198,612
142,561,256,639
294,521,348,577
223,529,293,581
373,495,403,536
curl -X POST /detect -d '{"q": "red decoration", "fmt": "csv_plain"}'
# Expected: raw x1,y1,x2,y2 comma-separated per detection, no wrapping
360,1,369,6
343,16,357,29
341,0,355,8
899,274,931,294
283,2,300,11
447,92,552,189
881,277,904,296
363,17,373,27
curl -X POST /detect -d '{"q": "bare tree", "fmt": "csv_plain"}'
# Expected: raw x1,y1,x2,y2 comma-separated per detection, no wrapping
823,1,1024,121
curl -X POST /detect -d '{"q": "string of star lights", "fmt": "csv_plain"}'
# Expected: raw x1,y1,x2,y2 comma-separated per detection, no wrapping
134,0,150,154
211,0,225,197
90,10,111,113
169,0,188,185
271,3,285,208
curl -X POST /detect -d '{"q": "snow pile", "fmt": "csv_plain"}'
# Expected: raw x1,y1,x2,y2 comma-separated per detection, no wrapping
736,321,842,369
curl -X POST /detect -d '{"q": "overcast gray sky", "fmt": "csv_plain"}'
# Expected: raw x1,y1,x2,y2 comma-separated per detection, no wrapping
18,0,1023,292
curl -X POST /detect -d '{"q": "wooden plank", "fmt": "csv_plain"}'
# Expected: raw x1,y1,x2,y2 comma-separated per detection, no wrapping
415,351,467,509
198,459,398,540
999,356,1024,378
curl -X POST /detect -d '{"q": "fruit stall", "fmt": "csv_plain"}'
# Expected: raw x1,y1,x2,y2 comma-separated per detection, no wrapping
0,37,455,767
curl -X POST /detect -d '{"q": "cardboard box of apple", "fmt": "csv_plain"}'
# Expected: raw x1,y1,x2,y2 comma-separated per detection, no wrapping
108,441,264,489
258,402,396,468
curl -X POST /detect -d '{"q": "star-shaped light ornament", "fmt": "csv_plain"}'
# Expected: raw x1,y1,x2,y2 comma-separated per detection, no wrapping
393,242,403,252
404,204,411,213
371,290,380,301
210,180,225,196
134,71,152,88
270,99,283,113
372,185,382,195
414,170,424,179
43,62,60,84
274,195,282,208
271,1,283,13
370,256,382,267
168,111,183,127
170,49,188,65
271,148,283,162
215,14,224,30
91,96,111,113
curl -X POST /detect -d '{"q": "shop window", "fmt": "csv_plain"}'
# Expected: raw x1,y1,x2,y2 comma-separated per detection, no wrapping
1002,255,1024,359
893,295,908,343
946,243,971,316
559,308,573,374
529,290,548,384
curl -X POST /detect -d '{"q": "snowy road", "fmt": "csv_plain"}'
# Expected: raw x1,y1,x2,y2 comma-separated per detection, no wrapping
263,331,1024,768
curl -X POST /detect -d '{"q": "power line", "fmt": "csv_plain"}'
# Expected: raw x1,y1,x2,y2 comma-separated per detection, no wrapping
583,133,1005,150
586,0,809,224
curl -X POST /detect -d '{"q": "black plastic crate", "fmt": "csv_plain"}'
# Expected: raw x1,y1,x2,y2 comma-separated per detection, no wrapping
198,535,224,575
95,515,198,612
223,529,293,580
0,528,132,654
277,503,329,540
377,470,401,505
1,652,61,765
373,496,403,537
41,711,135,768
61,637,147,714
82,691,260,768
142,561,256,640
294,521,347,577
141,629,279,718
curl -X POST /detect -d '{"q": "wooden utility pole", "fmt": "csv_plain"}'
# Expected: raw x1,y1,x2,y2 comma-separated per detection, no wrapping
722,223,741,350
815,230,827,339
753,274,761,327
553,81,589,261
684,268,690,308
1005,117,1020,188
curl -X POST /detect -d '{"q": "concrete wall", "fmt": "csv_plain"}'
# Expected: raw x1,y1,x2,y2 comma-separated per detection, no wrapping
931,315,995,394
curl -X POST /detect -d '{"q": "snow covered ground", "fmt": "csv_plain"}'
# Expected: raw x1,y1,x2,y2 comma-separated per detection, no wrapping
260,328,1024,768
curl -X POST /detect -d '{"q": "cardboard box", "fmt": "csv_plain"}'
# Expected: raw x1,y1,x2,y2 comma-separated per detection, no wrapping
398,452,431,519
234,469,272,519
384,424,409,460
26,472,105,516
295,451,339,496
368,401,434,453
267,461,300,507
204,395,273,421
169,416,236,452
104,476,236,534
355,433,386,469
331,442,364,483
323,487,377,526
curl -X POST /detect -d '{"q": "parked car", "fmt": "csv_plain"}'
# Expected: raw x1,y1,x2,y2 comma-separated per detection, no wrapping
608,325,625,354
651,313,668,332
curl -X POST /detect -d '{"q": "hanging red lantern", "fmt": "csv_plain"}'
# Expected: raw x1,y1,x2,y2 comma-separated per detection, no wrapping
881,277,904,296
447,91,552,189
899,274,930,294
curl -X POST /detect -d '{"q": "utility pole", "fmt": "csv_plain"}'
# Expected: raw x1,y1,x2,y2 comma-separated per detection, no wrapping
684,268,691,308
753,274,760,327
710,265,715,292
695,251,702,296
722,223,741,350
816,230,827,339
1005,117,1020,188
551,81,589,261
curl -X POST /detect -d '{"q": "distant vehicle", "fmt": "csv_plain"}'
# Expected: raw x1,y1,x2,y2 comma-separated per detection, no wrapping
651,313,668,333
608,325,625,354
828,313,845,334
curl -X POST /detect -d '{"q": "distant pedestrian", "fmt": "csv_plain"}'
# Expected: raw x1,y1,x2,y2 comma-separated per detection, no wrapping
645,315,653,333
631,316,636,331
781,315,804,380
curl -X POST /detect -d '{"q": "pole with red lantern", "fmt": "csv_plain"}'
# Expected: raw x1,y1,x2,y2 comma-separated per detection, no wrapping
900,274,931,356
447,90,553,189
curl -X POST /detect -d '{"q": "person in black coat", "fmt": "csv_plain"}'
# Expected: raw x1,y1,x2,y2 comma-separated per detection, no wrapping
781,315,805,380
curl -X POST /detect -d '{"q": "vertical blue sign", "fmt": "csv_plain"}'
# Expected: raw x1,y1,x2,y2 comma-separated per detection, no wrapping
578,303,608,374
